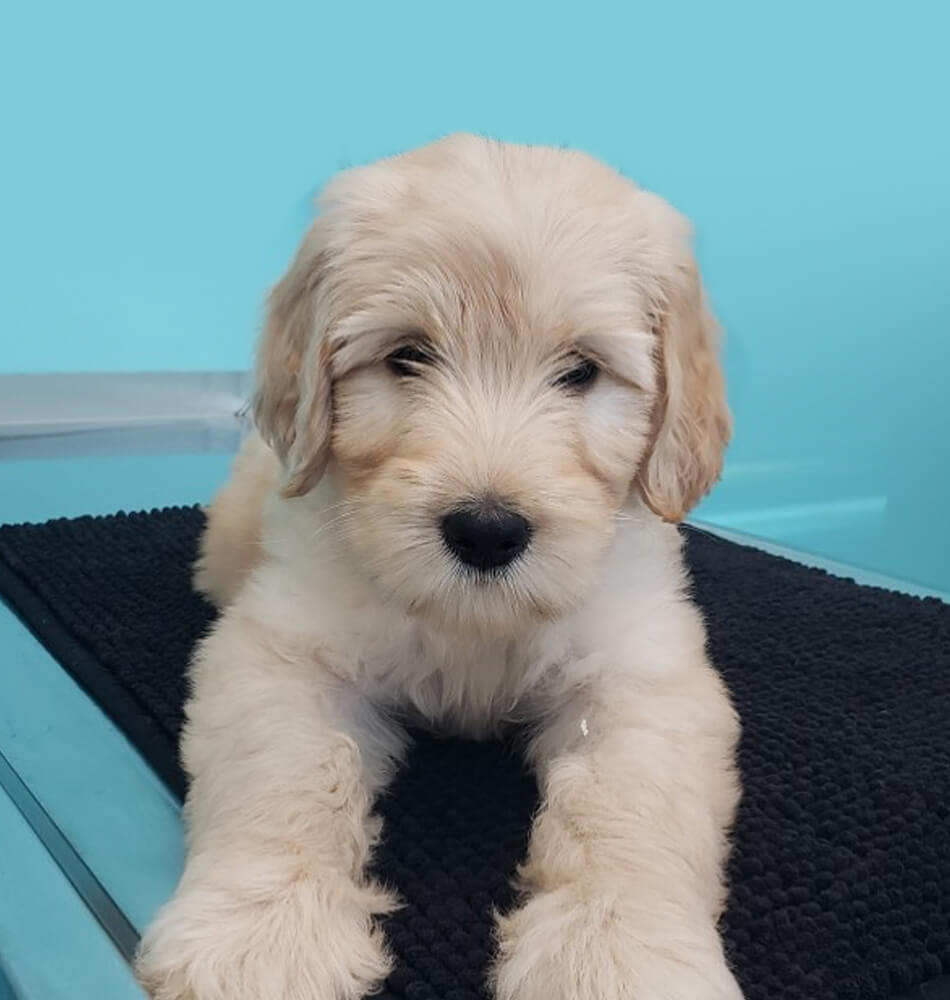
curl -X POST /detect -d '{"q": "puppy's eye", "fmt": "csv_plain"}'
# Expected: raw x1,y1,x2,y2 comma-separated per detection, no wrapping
554,357,599,391
386,342,435,377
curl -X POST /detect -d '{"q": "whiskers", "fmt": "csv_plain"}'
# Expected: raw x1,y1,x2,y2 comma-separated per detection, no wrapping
613,509,643,527
305,499,357,543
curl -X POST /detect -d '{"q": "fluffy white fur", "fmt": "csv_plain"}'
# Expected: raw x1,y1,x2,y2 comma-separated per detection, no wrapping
136,134,742,1000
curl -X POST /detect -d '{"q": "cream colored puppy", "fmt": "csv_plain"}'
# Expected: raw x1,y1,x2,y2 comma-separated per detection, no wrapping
136,134,742,1000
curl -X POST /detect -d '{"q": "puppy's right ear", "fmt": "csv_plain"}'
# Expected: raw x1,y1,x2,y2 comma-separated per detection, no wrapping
253,225,333,498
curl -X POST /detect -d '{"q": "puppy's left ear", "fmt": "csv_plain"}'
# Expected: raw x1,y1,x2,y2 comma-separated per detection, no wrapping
635,202,732,523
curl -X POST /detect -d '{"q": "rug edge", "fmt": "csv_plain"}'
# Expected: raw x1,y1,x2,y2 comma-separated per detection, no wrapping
0,549,186,800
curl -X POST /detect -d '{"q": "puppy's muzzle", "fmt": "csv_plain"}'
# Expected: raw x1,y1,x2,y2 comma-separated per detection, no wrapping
441,501,532,572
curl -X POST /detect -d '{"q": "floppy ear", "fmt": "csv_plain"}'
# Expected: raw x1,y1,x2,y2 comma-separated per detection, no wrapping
252,225,333,498
636,233,731,523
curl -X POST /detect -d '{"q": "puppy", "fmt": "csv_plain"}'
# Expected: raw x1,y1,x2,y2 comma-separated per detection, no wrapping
136,134,742,1000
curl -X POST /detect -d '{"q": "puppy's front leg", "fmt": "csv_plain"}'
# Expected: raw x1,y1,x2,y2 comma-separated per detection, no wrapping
495,661,743,1000
136,610,404,1000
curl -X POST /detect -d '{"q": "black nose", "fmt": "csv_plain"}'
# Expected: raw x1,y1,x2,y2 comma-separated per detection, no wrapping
441,505,532,571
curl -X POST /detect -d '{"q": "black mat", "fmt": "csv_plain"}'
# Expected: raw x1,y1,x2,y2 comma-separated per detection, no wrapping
1,507,949,1000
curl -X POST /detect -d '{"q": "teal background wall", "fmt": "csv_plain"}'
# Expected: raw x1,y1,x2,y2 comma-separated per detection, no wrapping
2,1,948,590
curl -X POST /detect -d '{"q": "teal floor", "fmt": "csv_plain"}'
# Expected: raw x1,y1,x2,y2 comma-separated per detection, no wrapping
0,452,233,999
0,449,945,998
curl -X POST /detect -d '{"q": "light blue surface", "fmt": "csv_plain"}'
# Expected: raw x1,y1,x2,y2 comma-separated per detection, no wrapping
0,452,233,997
0,453,234,525
3,1,948,589
0,606,184,932
0,790,144,1000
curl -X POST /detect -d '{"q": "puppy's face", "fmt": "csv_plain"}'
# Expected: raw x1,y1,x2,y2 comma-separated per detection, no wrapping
255,135,730,634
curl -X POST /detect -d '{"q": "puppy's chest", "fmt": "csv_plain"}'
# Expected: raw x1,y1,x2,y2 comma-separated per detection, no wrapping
359,629,559,737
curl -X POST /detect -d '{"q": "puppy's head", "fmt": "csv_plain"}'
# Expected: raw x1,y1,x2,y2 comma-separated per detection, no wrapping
254,134,730,634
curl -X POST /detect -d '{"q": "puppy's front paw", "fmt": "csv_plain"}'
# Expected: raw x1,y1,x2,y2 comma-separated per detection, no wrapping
135,872,395,1000
493,888,742,1000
